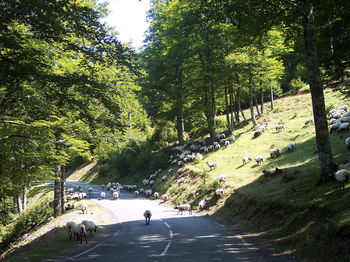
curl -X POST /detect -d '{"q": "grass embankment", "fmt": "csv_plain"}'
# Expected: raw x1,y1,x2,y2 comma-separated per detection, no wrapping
80,88,350,261
1,179,117,262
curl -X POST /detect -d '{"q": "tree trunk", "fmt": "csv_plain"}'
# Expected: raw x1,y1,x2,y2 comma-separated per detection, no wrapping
204,85,215,138
224,85,231,131
253,86,261,116
260,86,264,114
22,186,27,211
248,68,257,126
16,194,23,213
229,86,235,130
302,4,335,183
237,87,245,121
54,163,62,217
175,66,185,145
60,165,66,214
270,85,274,110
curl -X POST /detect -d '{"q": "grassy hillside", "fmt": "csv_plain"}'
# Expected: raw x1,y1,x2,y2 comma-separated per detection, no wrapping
81,88,350,261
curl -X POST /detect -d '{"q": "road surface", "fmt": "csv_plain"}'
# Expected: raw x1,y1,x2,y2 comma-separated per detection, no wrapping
48,181,291,262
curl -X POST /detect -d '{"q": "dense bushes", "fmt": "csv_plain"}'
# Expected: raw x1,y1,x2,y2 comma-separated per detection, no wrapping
0,199,53,250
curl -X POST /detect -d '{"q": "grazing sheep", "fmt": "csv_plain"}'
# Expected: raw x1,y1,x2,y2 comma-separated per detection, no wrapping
149,180,155,186
177,167,185,174
242,156,252,164
328,119,337,125
215,188,224,197
206,161,217,170
144,210,152,225
145,189,152,196
287,143,295,152
196,153,204,160
215,144,221,150
276,124,285,131
305,118,314,125
224,140,230,147
338,122,349,132
143,179,149,186
134,190,139,196
174,204,192,215
330,121,342,132
75,223,88,244
162,175,168,181
100,192,106,199
177,177,186,184
162,194,169,202
254,129,263,138
82,220,97,237
334,169,350,190
81,203,88,214
255,156,264,165
66,221,77,240
346,137,350,149
112,191,119,200
270,147,281,158
198,199,207,210
154,192,159,198
67,188,74,194
341,116,350,122
178,161,184,166
340,105,349,111
228,136,236,142
216,175,226,183
168,168,173,174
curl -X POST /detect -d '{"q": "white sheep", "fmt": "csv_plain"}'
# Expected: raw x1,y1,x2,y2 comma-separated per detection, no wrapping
305,118,314,125
270,147,281,158
215,188,224,197
341,116,350,122
149,180,155,186
216,175,226,183
134,190,139,196
82,220,97,237
338,122,349,132
67,188,74,194
276,124,285,131
196,153,204,160
75,223,88,244
242,156,252,164
154,192,159,198
88,188,93,194
254,129,263,138
100,192,106,199
66,221,77,240
144,210,152,225
334,169,350,190
174,204,192,215
162,175,168,181
81,203,88,214
287,143,295,152
330,121,342,132
143,179,149,186
206,161,217,170
168,168,173,174
177,167,185,174
346,137,350,149
215,144,221,150
255,156,264,165
145,189,152,196
177,177,186,184
162,194,169,201
198,199,207,210
112,191,119,200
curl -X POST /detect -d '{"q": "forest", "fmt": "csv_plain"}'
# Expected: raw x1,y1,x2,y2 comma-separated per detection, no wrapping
1,0,350,256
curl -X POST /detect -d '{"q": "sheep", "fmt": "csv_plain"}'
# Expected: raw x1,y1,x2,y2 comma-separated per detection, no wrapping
206,161,217,170
134,190,139,196
334,169,350,190
143,179,149,186
177,177,186,184
228,136,236,142
145,189,152,196
345,137,350,150
174,204,192,215
168,168,173,174
340,105,349,111
88,188,93,194
75,223,88,244
112,191,119,200
162,175,168,181
328,119,337,125
215,144,221,150
75,185,81,192
196,153,204,160
330,121,342,132
198,199,207,210
66,221,77,240
81,203,88,214
215,188,224,197
276,124,285,131
254,129,263,138
66,195,72,201
305,118,314,125
224,140,230,147
216,175,226,183
154,192,159,198
341,116,350,123
343,112,350,118
177,168,185,174
149,180,155,186
144,210,152,225
287,143,295,152
338,122,349,132
100,192,106,199
162,194,169,202
140,188,144,194
242,156,252,165
270,147,281,158
255,156,264,165
101,184,105,189
67,188,74,194
82,220,97,237
72,202,77,209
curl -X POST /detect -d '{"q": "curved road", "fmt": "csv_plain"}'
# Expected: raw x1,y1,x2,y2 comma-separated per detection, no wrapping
50,181,291,261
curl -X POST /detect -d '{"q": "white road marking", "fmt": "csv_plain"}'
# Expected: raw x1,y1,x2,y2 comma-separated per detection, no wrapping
169,230,173,239
160,220,173,256
160,242,171,256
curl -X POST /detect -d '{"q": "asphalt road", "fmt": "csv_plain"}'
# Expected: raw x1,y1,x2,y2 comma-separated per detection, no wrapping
52,181,291,262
